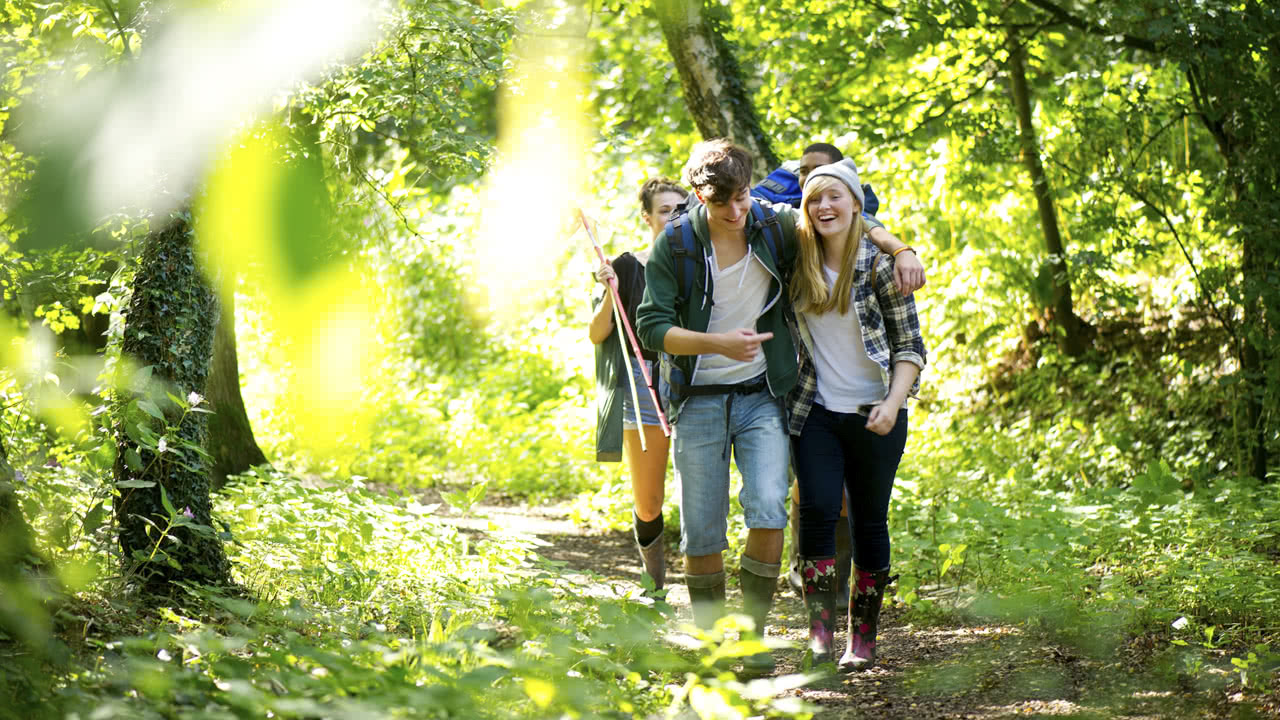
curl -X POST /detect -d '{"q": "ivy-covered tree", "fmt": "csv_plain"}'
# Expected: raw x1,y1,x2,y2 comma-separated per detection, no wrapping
113,213,231,591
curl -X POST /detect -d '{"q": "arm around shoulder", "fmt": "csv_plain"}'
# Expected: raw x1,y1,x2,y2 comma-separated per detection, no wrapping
867,224,925,295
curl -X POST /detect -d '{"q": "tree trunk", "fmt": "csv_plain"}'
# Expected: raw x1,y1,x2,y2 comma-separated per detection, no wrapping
207,288,269,489
1231,169,1276,483
1007,32,1089,357
114,212,232,591
652,0,778,178
1182,41,1277,481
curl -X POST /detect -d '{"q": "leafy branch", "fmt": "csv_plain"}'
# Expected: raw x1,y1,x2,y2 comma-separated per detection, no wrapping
98,0,133,59
1045,155,1240,357
1019,0,1158,53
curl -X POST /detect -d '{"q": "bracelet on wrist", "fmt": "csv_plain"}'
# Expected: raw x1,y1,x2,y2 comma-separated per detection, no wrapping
892,246,917,258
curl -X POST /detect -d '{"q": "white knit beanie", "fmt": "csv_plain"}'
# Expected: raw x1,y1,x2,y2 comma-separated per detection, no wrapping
804,158,866,211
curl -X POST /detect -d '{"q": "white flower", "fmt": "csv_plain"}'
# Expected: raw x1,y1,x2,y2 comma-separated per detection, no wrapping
187,391,204,407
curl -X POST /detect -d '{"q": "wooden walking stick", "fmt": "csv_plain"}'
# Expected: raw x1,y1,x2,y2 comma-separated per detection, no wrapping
579,210,672,441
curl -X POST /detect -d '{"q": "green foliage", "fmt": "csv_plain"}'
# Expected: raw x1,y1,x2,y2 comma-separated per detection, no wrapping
889,342,1280,700
6,468,815,719
297,0,517,192
4,0,1278,713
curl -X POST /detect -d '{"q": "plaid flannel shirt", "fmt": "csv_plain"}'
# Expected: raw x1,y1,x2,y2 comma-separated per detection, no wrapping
786,239,927,436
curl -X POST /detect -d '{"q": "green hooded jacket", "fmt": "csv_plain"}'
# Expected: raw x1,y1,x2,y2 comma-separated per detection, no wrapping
635,200,808,423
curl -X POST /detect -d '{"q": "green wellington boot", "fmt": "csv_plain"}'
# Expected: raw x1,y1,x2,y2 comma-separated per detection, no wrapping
686,571,726,630
739,555,781,675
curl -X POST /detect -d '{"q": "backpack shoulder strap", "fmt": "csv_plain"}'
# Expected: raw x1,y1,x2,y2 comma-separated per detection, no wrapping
668,214,700,309
749,201,786,275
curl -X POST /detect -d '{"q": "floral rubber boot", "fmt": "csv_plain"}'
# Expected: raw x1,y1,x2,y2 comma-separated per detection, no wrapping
799,557,837,664
838,567,894,672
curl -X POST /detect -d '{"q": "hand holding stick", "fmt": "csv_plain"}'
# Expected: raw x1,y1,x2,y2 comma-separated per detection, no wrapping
578,209,671,440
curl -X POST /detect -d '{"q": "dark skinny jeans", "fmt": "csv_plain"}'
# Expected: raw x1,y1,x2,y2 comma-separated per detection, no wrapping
792,403,907,571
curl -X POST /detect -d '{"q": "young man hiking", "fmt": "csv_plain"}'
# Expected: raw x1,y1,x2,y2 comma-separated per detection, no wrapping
636,139,922,673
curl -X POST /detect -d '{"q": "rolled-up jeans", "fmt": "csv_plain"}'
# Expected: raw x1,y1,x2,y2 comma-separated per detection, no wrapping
792,402,907,571
672,385,790,556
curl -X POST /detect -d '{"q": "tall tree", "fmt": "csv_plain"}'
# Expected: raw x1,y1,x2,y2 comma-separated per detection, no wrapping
114,213,232,591
1006,30,1089,356
206,290,268,489
1160,1,1279,481
652,0,778,176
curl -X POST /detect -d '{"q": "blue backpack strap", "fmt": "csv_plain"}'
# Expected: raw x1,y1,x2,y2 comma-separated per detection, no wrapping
667,214,701,310
749,201,785,277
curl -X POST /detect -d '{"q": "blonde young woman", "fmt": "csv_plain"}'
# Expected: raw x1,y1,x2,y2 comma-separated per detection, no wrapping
589,178,686,590
787,159,926,670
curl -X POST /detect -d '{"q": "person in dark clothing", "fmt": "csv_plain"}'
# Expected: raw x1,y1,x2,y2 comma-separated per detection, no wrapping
590,177,685,592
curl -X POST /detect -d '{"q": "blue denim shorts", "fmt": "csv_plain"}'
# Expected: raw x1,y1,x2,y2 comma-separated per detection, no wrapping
671,384,790,556
621,360,666,430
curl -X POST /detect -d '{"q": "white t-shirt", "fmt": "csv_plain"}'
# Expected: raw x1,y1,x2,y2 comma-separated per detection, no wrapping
694,246,775,385
803,265,885,411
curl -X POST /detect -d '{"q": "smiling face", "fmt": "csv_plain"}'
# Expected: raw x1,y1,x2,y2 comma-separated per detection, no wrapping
642,190,685,239
804,176,861,241
697,185,752,234
797,150,838,187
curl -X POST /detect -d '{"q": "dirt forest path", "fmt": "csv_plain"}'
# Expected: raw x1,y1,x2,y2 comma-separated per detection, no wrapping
441,499,1252,719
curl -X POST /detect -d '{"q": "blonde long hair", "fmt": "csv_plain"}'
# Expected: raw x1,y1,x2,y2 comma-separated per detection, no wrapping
791,175,866,316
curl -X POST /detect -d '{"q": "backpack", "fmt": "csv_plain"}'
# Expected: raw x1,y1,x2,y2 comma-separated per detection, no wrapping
665,198,789,312
657,198,790,414
751,164,884,215
751,167,801,206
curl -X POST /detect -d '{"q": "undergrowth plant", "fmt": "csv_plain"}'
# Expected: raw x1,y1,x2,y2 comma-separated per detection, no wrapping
889,342,1280,699
6,468,816,719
